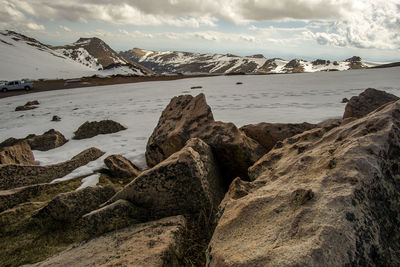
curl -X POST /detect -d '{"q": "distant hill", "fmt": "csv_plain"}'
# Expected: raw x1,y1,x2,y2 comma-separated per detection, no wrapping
120,48,383,75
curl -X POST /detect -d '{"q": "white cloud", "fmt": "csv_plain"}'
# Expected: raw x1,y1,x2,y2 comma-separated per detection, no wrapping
26,22,45,31
59,25,71,32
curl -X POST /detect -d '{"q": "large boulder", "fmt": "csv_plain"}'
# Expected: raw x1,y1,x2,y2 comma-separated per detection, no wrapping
108,138,225,218
81,199,148,236
34,185,116,222
0,141,35,165
240,122,316,151
73,120,126,140
343,88,399,119
0,129,68,151
146,93,266,182
207,100,400,266
0,147,104,190
104,154,141,178
28,216,186,267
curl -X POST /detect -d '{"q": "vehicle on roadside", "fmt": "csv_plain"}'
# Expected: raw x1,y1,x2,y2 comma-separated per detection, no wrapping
1,80,33,92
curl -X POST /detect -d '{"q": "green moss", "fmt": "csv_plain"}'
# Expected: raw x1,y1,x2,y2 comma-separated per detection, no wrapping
30,179,82,203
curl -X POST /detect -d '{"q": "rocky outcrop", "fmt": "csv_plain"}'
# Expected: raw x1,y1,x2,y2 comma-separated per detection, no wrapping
82,199,148,236
34,185,115,222
28,216,186,267
0,141,35,165
0,129,68,151
15,100,39,111
73,120,127,139
343,88,399,119
240,122,316,152
146,93,266,182
207,100,400,266
109,138,225,218
0,147,104,190
104,154,141,178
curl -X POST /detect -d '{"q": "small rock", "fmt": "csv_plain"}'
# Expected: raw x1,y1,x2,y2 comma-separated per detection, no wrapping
341,98,349,103
236,82,243,85
73,120,127,140
51,115,61,122
25,100,39,106
15,100,40,111
104,154,141,178
191,86,202,89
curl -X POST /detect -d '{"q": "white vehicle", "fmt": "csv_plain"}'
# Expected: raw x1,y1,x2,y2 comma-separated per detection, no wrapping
2,80,33,92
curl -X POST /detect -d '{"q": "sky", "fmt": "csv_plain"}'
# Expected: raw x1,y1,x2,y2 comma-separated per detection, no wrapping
1,0,400,62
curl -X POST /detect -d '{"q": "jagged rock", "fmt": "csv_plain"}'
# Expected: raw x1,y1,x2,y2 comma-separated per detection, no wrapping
15,100,39,111
0,176,82,212
108,138,225,218
73,120,127,139
146,93,266,182
343,88,399,119
0,141,34,165
0,129,68,151
28,216,186,267
104,154,141,178
0,147,104,190
51,115,61,122
81,199,148,236
207,100,400,266
240,122,316,152
34,185,115,222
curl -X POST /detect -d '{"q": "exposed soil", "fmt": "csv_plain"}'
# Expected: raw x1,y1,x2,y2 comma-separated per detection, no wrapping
0,75,214,99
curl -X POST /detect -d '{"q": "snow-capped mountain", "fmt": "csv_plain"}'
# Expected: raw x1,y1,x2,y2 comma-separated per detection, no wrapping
0,31,153,80
121,48,381,75
54,38,153,75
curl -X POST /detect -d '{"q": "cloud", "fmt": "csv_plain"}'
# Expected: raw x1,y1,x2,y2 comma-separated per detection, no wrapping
59,25,71,32
26,22,45,31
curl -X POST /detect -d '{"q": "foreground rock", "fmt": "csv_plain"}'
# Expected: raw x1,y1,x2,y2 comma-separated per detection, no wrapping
0,147,104,190
108,138,224,218
146,93,266,182
104,154,141,178
73,120,126,139
28,216,186,267
15,100,39,111
343,88,399,119
0,141,35,165
34,185,115,222
240,122,316,151
207,100,400,266
0,129,68,151
82,199,148,236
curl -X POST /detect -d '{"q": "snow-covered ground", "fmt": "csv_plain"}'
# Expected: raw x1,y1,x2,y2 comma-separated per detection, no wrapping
0,67,399,185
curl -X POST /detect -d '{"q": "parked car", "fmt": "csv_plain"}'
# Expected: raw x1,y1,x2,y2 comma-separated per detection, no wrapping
1,80,33,92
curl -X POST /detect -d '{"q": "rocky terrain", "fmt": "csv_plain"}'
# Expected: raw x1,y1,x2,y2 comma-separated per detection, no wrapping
1,87,400,266
121,48,379,75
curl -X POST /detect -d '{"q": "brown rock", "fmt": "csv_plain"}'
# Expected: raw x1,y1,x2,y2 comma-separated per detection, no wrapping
28,216,186,267
108,138,225,218
15,100,40,111
146,93,266,182
0,147,104,190
51,115,61,122
104,154,141,178
0,129,68,151
27,129,68,151
73,120,126,140
208,100,400,266
240,122,316,152
81,199,148,236
343,88,399,119
0,141,35,165
341,97,349,103
34,185,116,222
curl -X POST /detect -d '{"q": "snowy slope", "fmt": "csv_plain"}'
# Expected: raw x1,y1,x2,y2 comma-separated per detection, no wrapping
120,48,267,74
0,67,399,185
0,31,151,80
121,48,379,75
